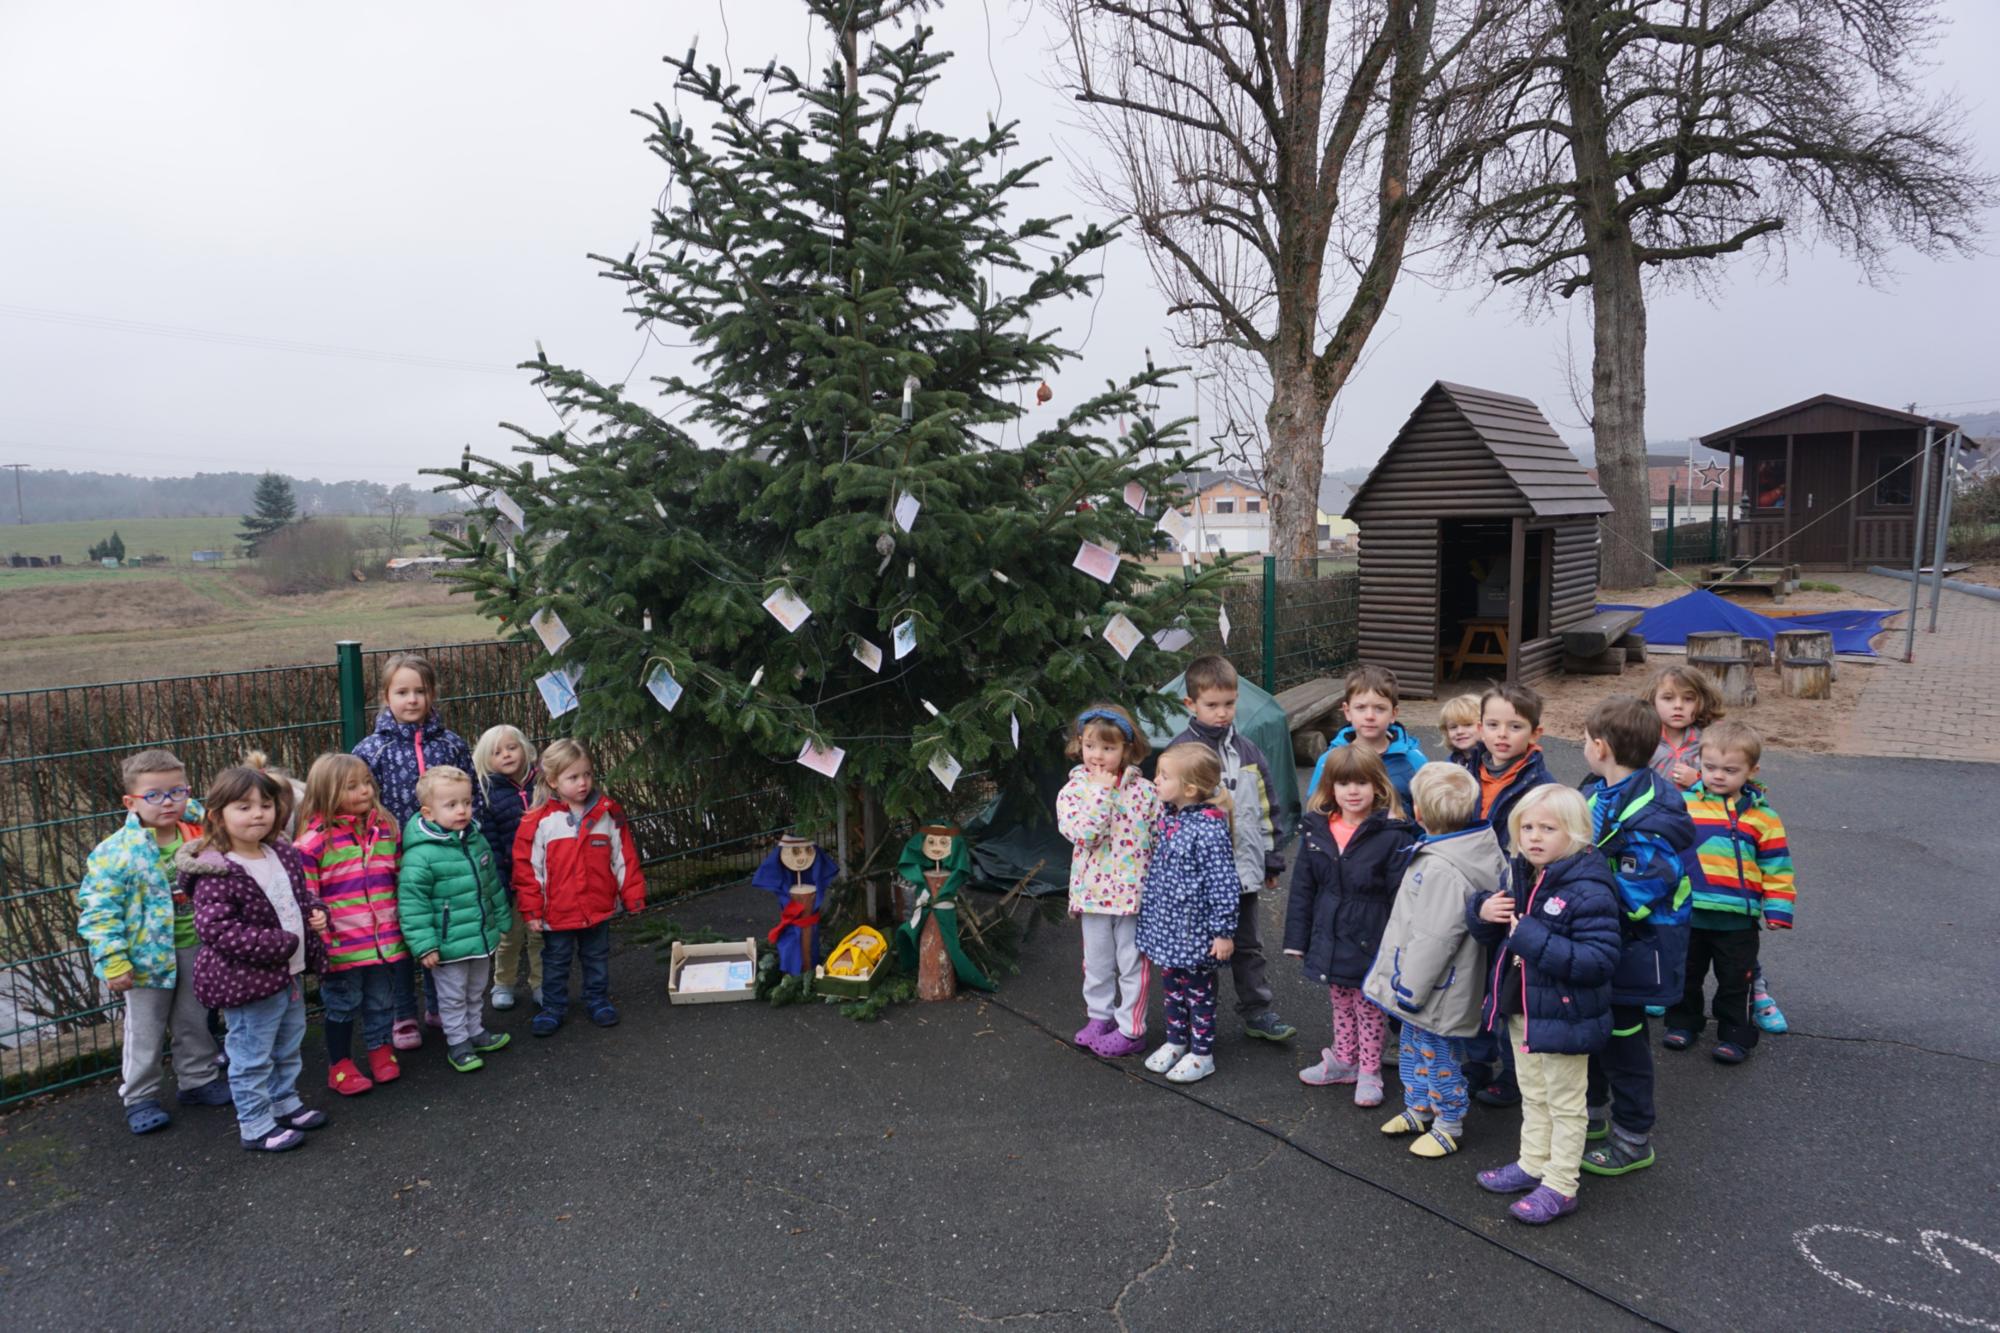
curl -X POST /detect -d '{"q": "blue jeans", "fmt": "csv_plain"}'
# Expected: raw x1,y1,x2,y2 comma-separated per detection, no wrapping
320,964,396,1052
389,952,440,1022
540,922,610,1016
224,981,306,1140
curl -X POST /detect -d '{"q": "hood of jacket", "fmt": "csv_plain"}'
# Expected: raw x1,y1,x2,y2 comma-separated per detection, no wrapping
403,814,479,850
1588,768,1700,854
1685,777,1773,812
1331,722,1426,763
176,843,238,879
1418,824,1508,885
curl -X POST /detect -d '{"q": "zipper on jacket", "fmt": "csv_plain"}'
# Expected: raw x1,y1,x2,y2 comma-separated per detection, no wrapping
457,834,492,944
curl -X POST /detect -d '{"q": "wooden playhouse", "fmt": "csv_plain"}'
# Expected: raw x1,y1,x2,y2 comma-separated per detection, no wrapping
1345,382,1611,699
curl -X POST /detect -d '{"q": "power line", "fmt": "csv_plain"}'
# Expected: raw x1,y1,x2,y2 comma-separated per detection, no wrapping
2,464,26,524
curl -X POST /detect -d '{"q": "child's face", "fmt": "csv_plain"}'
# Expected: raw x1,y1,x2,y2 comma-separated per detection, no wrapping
1446,721,1481,753
1481,701,1541,762
1331,779,1375,821
490,735,527,777
339,772,377,817
1516,808,1572,868
554,760,595,807
1698,746,1757,798
424,783,476,832
221,788,277,849
1153,762,1190,807
1079,729,1127,776
122,769,191,831
385,668,431,725
1654,682,1700,733
1342,690,1395,741
1185,686,1237,730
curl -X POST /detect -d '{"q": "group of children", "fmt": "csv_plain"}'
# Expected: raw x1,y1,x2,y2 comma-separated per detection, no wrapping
1057,654,1794,1226
77,653,645,1152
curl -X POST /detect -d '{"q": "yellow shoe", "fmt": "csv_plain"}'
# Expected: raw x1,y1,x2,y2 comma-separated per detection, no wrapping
1409,1126,1459,1158
1380,1110,1429,1136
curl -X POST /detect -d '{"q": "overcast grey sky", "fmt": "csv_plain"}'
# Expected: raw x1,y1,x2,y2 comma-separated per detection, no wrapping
1,1,1995,489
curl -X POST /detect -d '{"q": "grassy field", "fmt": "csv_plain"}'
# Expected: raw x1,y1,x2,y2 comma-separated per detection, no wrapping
0,565,498,691
3,515,382,567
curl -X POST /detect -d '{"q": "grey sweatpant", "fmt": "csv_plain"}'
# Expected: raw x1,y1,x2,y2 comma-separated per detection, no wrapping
1079,912,1147,1038
119,945,223,1105
1226,891,1274,1017
431,956,493,1047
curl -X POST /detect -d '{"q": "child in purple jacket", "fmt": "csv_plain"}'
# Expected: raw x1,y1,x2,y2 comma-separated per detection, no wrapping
181,766,331,1153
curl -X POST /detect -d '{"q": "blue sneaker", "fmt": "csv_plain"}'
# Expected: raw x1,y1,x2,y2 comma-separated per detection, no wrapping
1644,1005,1666,1017
176,1078,233,1107
1243,1010,1296,1043
588,1003,620,1028
531,1010,563,1037
1753,995,1789,1034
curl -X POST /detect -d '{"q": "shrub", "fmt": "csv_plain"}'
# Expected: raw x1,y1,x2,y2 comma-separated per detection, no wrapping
257,519,359,593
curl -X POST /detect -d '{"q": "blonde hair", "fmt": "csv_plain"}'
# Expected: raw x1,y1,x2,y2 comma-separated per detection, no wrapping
534,738,591,807
1700,718,1764,768
1507,784,1593,856
1064,703,1150,768
1157,742,1234,835
1648,664,1725,728
473,724,534,785
415,764,474,809
297,753,387,834
1306,743,1401,819
1410,762,1479,833
1439,693,1483,734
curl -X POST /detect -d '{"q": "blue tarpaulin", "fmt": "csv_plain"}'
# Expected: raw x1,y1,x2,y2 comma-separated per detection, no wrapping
1599,589,1896,657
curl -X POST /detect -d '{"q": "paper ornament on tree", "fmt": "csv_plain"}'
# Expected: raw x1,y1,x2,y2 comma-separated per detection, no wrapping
892,618,918,660
927,752,962,791
1218,604,1232,644
1123,481,1147,513
797,740,846,779
894,493,921,533
1102,613,1143,661
492,491,525,528
762,586,812,633
1155,507,1191,550
645,664,683,711
1010,711,1019,750
1072,541,1119,584
852,638,883,673
530,609,571,656
1151,626,1194,653
536,669,580,718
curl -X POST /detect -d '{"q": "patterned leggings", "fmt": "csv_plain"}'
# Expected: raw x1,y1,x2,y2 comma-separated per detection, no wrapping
1398,1024,1469,1130
1329,985,1384,1071
1162,967,1219,1056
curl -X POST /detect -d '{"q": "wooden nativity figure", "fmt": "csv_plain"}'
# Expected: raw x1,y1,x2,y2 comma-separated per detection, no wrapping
894,824,995,1000
753,831,840,976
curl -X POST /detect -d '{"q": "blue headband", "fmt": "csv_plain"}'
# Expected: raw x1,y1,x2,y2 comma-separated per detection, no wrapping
1076,708,1135,740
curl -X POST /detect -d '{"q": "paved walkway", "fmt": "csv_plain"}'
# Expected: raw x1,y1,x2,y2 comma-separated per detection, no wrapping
1832,573,2000,762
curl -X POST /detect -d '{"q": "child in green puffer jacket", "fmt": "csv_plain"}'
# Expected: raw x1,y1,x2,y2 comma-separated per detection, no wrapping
398,767,514,1072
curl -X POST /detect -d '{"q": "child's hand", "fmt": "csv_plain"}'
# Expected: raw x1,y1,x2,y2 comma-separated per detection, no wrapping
1669,762,1699,788
1478,895,1517,926
1210,937,1234,961
308,909,329,934
1264,874,1279,891
1086,768,1118,788
421,950,440,968
526,918,544,933
106,972,134,994
1764,918,1787,931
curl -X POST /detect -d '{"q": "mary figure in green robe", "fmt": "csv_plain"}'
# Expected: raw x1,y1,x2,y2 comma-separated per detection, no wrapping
894,824,996,993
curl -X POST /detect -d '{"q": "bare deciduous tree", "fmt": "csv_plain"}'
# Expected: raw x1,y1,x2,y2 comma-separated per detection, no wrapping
1457,0,1993,586
1051,0,1510,560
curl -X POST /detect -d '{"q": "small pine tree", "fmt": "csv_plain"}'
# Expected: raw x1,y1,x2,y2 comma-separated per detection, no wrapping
86,531,125,562
240,473,298,555
430,3,1229,845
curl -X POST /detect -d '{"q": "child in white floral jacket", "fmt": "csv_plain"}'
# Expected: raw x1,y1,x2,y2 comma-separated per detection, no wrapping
1055,703,1161,1059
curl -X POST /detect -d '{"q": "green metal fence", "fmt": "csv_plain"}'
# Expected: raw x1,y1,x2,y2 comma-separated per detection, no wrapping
0,638,786,1106
1652,484,1726,568
1183,557,1360,695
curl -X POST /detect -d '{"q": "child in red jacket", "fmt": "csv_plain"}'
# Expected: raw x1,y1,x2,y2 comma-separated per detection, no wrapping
513,740,645,1036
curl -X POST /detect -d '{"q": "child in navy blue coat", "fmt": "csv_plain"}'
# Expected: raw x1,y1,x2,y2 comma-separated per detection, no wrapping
1283,744,1418,1107
1467,785,1621,1227
1135,744,1240,1086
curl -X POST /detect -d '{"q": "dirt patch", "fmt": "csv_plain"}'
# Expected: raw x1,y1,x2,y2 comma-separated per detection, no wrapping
0,575,232,638
1605,578,1885,612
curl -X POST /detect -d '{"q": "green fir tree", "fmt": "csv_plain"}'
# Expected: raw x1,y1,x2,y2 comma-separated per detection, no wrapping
430,3,1229,848
239,472,298,555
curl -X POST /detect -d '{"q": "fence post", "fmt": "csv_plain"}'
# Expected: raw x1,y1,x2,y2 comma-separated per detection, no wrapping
337,640,367,749
1261,555,1277,694
1665,483,1676,568
1709,489,1720,561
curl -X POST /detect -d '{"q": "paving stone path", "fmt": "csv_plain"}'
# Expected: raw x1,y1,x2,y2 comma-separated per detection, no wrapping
1832,572,2000,763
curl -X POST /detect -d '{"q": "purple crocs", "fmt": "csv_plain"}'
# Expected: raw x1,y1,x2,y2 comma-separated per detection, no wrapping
1074,1018,1114,1048
1509,1185,1579,1225
1476,1162,1542,1194
1090,1029,1148,1059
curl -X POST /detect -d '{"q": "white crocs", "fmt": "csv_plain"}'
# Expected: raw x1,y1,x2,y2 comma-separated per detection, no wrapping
1165,1052,1215,1084
1144,1042,1189,1073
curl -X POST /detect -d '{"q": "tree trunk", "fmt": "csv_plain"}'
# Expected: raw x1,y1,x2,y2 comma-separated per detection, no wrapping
1559,0,1654,590
1264,351,1333,563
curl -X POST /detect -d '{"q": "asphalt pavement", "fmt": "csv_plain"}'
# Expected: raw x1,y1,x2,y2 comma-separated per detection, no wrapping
2,742,1996,1331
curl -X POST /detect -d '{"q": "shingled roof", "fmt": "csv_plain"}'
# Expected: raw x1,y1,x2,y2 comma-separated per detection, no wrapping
1346,381,1612,521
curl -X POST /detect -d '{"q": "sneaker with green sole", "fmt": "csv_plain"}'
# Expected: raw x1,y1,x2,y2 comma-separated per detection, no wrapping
1580,1135,1656,1176
446,1044,485,1073
1243,1011,1296,1042
470,1031,511,1054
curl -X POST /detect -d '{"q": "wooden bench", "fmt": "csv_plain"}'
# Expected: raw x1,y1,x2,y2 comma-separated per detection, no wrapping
1560,608,1644,658
1274,677,1348,765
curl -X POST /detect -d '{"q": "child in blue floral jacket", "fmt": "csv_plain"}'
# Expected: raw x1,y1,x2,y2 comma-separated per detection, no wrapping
1135,743,1240,1086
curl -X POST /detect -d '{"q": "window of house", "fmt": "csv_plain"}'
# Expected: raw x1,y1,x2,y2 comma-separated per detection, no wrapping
1651,516,1669,531
1245,499,1261,513
1316,523,1330,541
1874,454,1914,507
1206,534,1223,549
1753,458,1786,511
1213,498,1234,514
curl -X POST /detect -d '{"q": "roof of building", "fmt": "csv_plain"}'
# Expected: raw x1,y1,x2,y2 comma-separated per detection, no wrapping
1347,381,1612,520
1699,394,1963,444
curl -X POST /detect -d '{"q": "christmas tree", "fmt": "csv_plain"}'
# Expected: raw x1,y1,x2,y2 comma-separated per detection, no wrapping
239,472,298,555
430,2,1228,855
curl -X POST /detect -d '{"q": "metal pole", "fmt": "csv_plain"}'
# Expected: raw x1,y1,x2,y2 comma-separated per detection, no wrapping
1927,431,1962,632
1665,482,1676,569
1709,488,1720,561
1261,554,1278,694
1903,427,1934,663
336,640,368,749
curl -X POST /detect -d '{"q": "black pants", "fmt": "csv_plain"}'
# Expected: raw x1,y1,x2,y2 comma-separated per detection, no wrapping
1667,927,1760,1048
1587,1004,1656,1135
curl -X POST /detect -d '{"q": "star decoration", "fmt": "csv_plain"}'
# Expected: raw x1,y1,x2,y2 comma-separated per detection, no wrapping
1695,461,1728,490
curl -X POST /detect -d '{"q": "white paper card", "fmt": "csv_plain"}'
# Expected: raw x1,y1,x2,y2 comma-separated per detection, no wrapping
852,638,883,673
1218,604,1232,644
1103,613,1143,661
927,752,963,792
1010,711,1020,750
1155,507,1191,549
529,608,571,656
1072,540,1119,584
536,670,579,718
678,960,754,993
762,586,813,633
892,618,918,660
894,493,921,533
645,664,683,712
1123,481,1147,513
1152,627,1194,653
797,740,847,779
492,490,525,529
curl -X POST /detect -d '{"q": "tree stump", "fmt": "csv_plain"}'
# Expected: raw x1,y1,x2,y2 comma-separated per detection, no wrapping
1686,631,1743,661
1619,633,1647,664
1744,638,1771,668
1780,656,1832,700
1292,729,1328,767
1775,628,1836,679
1690,654,1756,707
917,912,956,1001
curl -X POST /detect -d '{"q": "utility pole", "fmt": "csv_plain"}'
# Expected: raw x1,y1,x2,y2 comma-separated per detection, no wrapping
2,464,25,524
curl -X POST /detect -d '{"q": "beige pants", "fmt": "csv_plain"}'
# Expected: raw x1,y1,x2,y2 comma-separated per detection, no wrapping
1510,1014,1589,1198
492,917,543,993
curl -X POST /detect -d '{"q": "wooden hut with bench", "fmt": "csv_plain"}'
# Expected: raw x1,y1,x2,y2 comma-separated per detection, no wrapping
1346,382,1611,699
